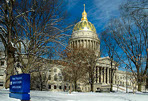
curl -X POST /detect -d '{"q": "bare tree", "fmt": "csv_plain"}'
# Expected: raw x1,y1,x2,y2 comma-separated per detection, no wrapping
30,59,50,91
61,47,88,92
101,31,119,92
83,49,98,92
0,0,34,88
105,0,148,91
0,0,74,88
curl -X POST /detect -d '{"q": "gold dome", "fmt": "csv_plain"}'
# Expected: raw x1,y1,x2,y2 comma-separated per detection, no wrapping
73,4,96,33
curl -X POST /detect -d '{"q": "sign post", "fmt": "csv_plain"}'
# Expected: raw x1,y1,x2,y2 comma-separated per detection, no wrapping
9,74,30,101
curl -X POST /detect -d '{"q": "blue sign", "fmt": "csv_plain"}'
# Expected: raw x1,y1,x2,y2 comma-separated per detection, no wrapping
9,74,30,100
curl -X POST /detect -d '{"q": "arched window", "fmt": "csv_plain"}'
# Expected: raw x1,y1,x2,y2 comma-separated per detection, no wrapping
48,75,51,80
54,74,58,81
58,73,62,81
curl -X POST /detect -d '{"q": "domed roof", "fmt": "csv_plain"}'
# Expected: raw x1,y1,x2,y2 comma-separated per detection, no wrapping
73,20,96,33
73,4,96,33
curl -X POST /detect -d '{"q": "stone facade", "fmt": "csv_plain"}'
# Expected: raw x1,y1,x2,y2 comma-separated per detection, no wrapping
46,64,70,92
0,52,142,92
0,51,6,89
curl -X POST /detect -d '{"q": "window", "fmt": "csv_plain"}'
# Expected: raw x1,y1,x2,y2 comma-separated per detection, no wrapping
49,69,51,72
48,75,51,80
64,86,67,90
54,85,56,89
59,86,62,89
59,76,62,81
54,74,57,81
0,73,3,76
1,61,4,66
54,68,57,72
58,73,61,76
48,85,51,89
0,82,3,86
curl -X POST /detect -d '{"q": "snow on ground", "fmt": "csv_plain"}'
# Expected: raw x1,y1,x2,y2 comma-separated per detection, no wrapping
113,85,136,93
0,89,148,101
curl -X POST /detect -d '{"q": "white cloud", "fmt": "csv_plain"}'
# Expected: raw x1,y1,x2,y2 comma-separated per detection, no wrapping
88,0,126,32
65,0,80,10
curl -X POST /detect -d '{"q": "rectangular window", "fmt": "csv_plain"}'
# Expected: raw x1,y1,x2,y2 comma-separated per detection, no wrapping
59,86,62,89
48,85,51,89
48,75,51,80
54,85,56,89
0,70,4,76
59,76,62,81
1,61,4,66
54,68,57,72
0,82,3,86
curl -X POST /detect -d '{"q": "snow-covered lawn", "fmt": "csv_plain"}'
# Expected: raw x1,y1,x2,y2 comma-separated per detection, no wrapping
0,89,148,101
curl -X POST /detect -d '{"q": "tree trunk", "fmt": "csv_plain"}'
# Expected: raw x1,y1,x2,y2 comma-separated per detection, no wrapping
74,80,77,91
90,74,94,92
138,83,142,92
5,52,15,89
69,83,72,94
137,67,142,92
110,59,113,92
39,72,43,91
91,82,94,92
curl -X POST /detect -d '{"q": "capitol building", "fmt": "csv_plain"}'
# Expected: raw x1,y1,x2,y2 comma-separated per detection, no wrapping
0,5,144,92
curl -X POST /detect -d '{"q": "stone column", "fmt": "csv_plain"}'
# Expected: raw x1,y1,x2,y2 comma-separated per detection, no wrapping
96,41,97,50
98,66,100,83
72,41,73,48
90,40,92,49
77,40,78,48
76,40,77,48
89,40,91,49
71,42,72,48
94,41,95,50
101,67,103,83
88,40,89,48
109,68,111,83
102,67,104,83
107,67,109,84
113,70,116,84
95,66,97,83
84,40,86,48
92,41,94,50
91,40,93,49
70,42,71,48
86,40,88,48
74,41,75,48
104,67,106,84
82,40,84,48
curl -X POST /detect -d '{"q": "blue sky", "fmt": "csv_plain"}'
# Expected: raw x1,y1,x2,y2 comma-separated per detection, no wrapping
65,0,126,34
